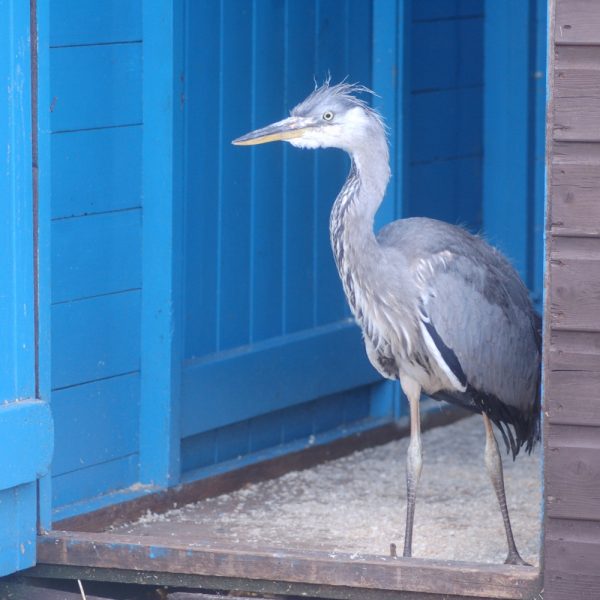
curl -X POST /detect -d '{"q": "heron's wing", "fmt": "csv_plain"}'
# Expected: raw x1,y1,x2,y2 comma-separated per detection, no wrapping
415,246,538,405
378,218,540,455
420,248,541,456
378,218,538,402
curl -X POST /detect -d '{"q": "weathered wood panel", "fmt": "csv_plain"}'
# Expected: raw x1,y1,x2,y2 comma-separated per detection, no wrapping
546,0,600,598
37,531,541,600
550,162,600,236
555,0,600,46
546,370,600,426
544,519,600,599
553,67,600,141
549,256,600,332
555,45,600,69
546,443,600,519
549,331,600,371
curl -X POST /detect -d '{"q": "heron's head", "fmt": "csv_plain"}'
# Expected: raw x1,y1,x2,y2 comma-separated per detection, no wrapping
232,81,386,153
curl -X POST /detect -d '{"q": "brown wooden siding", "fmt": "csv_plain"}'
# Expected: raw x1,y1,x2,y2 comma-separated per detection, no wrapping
545,1,600,598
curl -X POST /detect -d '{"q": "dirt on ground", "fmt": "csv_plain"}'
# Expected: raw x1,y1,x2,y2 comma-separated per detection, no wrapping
117,414,542,566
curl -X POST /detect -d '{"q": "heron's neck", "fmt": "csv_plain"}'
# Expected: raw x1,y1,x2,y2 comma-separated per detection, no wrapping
330,137,390,267
329,136,390,314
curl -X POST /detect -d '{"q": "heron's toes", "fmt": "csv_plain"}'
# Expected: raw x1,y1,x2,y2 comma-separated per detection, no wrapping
505,552,531,566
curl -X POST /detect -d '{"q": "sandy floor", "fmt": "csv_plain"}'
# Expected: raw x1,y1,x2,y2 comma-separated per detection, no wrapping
117,415,542,565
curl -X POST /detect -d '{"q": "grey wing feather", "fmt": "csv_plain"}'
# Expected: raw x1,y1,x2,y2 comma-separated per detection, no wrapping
378,217,540,413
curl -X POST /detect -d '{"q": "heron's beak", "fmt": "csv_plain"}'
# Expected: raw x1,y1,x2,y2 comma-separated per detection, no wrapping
232,116,312,146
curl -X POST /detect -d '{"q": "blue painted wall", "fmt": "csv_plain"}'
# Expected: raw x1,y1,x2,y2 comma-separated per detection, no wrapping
32,0,546,520
407,1,484,231
42,0,143,512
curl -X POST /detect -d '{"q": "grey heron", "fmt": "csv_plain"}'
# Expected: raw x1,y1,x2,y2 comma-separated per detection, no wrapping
233,81,541,565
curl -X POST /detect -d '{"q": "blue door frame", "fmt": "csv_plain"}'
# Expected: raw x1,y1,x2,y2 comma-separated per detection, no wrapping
0,0,53,576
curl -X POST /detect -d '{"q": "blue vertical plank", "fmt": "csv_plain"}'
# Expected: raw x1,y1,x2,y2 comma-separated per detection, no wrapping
0,0,53,569
284,0,316,333
413,0,483,21
483,1,531,280
0,401,53,493
37,0,54,532
140,0,185,487
410,89,482,163
369,0,410,419
411,17,483,92
314,0,352,326
0,0,36,403
0,484,36,576
251,0,285,343
372,0,398,230
183,0,220,359
531,0,547,309
347,0,373,87
407,4,484,232
218,0,252,350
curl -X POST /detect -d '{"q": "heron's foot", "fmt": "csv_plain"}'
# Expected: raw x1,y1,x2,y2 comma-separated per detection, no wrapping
504,551,531,566
402,541,412,558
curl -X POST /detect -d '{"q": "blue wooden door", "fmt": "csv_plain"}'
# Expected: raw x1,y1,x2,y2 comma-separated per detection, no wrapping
0,0,54,575
177,0,389,478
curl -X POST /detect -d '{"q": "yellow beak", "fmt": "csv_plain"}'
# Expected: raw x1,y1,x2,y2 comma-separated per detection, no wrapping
232,116,312,146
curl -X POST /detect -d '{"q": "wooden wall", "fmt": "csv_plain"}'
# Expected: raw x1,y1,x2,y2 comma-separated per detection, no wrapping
544,1,600,597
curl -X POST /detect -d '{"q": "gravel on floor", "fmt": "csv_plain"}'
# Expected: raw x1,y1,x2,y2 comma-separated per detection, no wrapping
116,414,542,565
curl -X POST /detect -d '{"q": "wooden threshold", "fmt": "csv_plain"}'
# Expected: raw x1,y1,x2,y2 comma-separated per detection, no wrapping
34,530,540,600
36,406,543,599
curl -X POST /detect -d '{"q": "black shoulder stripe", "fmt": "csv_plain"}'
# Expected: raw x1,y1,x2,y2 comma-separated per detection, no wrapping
422,319,468,388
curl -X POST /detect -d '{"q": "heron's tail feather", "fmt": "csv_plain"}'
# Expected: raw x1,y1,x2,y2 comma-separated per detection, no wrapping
430,382,541,460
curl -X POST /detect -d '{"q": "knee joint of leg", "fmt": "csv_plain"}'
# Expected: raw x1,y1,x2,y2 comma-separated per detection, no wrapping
407,438,423,477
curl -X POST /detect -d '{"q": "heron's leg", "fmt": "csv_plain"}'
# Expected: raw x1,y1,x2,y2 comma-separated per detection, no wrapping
400,376,422,558
482,413,529,566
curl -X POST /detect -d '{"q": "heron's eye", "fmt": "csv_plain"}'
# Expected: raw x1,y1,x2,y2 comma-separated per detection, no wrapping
323,111,334,121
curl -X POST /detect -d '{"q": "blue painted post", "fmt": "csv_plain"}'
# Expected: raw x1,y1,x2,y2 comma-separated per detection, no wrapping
369,0,411,419
0,0,36,402
531,0,547,310
0,0,54,571
35,0,54,532
483,1,532,284
140,0,185,487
